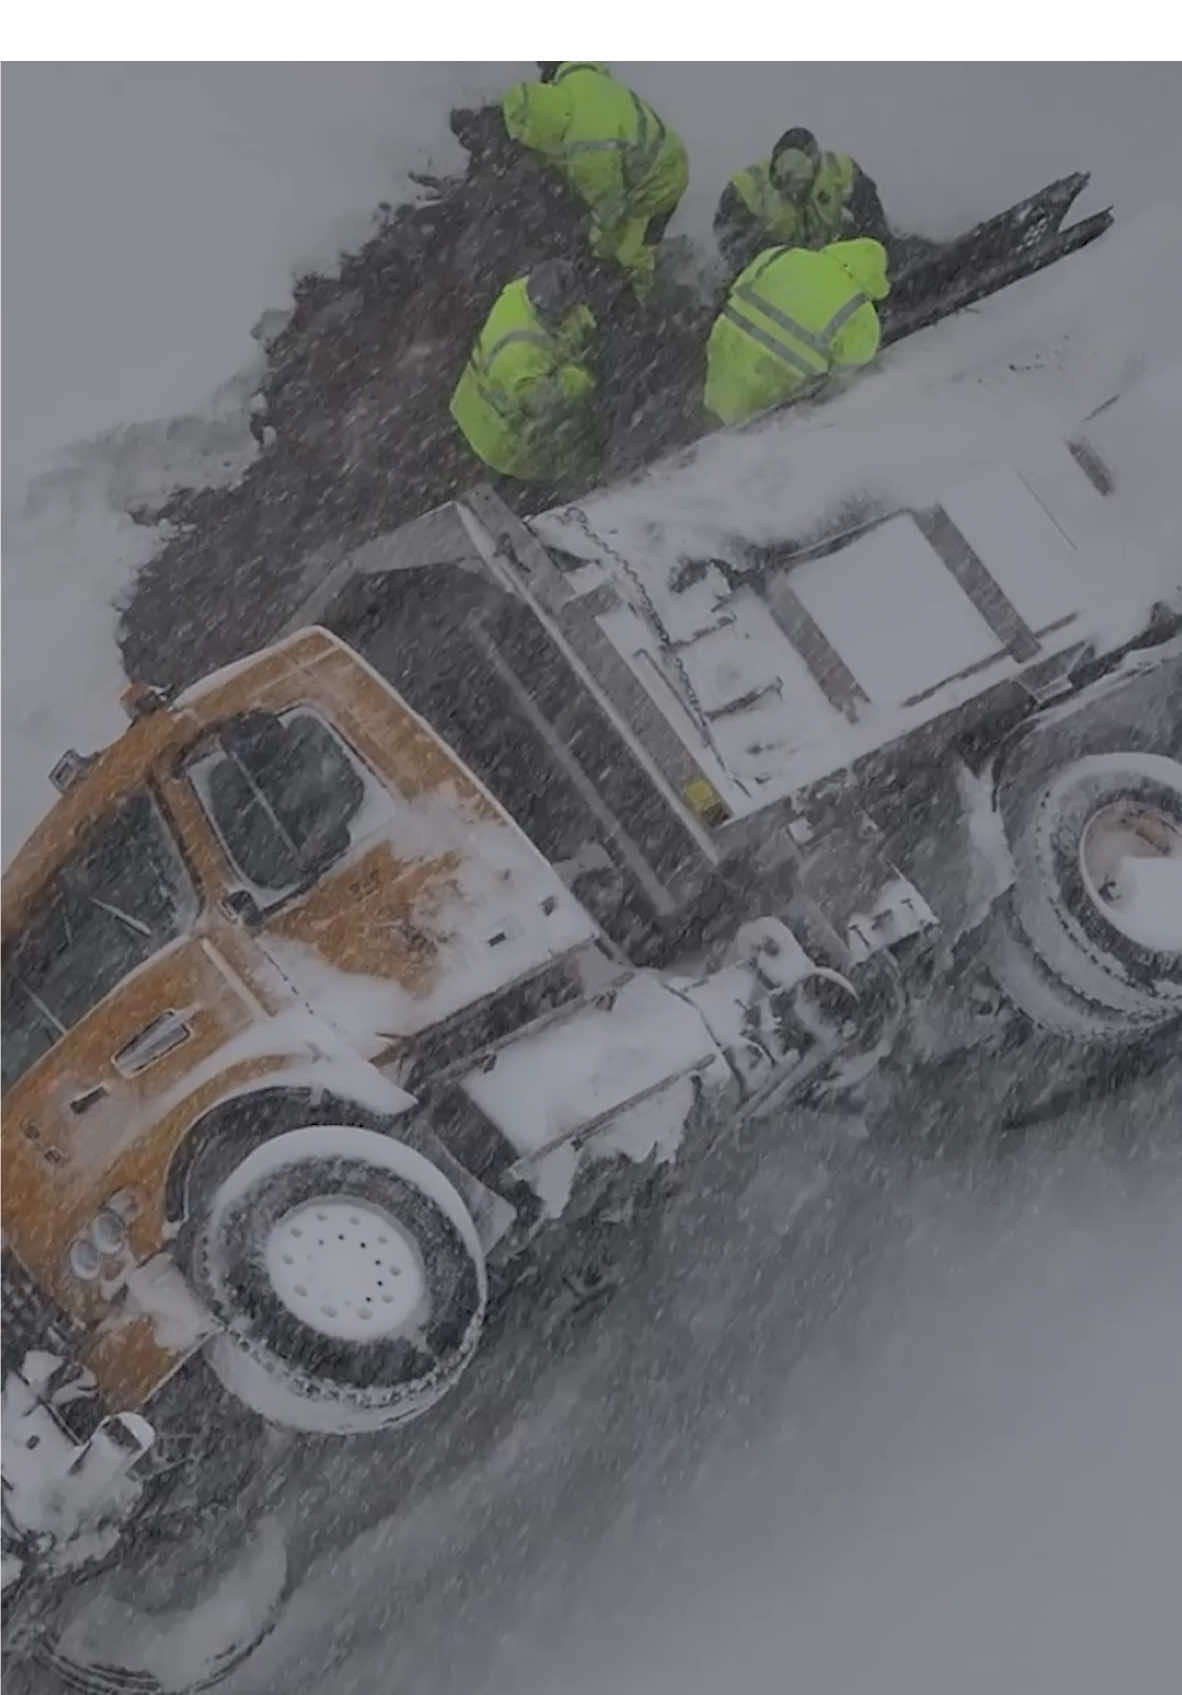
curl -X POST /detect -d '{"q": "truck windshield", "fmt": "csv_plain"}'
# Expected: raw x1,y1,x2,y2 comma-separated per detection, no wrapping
194,710,365,896
2,792,198,1089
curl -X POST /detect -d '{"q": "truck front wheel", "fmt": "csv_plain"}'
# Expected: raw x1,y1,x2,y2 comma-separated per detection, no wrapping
193,1127,486,1436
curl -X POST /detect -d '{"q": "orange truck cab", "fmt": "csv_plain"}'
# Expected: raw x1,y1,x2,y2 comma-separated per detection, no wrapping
3,629,593,1429
5,625,812,1501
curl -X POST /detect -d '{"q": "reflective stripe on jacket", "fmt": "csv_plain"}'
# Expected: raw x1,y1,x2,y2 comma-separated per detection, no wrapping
729,152,857,250
704,238,889,427
555,62,670,198
450,278,596,480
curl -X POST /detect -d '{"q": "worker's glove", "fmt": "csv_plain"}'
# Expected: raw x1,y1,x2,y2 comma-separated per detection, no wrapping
511,360,592,421
588,197,631,253
554,306,597,362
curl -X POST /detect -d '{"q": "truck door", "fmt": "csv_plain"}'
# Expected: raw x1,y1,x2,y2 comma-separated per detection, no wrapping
1,787,261,1305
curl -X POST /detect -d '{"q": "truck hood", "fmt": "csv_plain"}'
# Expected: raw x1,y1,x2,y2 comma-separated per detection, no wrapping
261,819,598,1052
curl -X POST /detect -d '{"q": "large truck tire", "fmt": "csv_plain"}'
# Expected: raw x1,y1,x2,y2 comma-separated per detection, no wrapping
193,1127,486,1436
991,753,1182,1038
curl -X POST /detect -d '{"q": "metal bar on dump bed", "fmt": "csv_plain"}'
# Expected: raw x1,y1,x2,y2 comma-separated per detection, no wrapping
762,577,870,721
465,616,679,916
559,589,716,795
462,484,575,616
459,489,723,866
284,506,489,633
914,506,1041,663
882,207,1114,348
1065,439,1115,495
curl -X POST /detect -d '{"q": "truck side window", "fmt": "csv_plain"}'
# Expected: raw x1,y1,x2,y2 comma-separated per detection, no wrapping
191,710,365,897
1,793,198,1089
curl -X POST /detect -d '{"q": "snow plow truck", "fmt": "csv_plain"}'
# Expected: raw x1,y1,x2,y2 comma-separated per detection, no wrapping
3,175,1181,1692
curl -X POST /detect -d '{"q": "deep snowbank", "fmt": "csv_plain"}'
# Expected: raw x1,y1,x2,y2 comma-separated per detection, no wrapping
225,1109,1182,1695
509,1165,1182,1695
2,62,523,492
1,379,259,859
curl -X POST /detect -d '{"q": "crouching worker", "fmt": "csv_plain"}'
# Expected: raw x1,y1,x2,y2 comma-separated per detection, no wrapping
715,128,889,276
450,261,600,483
704,238,890,427
501,63,688,299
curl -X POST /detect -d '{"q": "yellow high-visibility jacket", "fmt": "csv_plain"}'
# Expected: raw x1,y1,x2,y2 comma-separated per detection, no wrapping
716,153,892,276
716,154,890,276
501,63,688,286
450,276,597,481
704,238,890,426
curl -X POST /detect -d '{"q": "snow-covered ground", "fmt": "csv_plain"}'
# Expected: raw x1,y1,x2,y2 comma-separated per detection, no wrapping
5,62,1182,857
2,63,526,492
216,1054,1182,1695
4,61,1182,1695
2,61,523,861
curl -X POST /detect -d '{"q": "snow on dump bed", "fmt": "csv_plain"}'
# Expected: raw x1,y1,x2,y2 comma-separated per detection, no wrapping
540,206,1182,573
533,212,1182,811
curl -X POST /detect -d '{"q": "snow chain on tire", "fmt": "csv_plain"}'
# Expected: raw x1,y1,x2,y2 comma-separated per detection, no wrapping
192,1128,486,1435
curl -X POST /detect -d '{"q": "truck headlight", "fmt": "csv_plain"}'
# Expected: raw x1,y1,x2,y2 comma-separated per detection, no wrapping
90,1208,127,1257
67,1237,102,1281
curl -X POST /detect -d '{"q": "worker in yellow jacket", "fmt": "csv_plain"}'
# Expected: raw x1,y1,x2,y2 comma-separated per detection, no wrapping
450,260,599,482
704,238,890,427
715,128,889,276
501,63,688,297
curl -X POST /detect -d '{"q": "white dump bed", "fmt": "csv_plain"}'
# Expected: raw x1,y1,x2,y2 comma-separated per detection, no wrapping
530,364,1181,822
516,207,1181,822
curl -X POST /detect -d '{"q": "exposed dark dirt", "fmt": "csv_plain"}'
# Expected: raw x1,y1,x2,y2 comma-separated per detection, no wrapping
112,123,1104,706
119,111,714,696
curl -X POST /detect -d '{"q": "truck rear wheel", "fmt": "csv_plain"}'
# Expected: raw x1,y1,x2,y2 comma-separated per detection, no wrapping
193,1127,486,1436
991,752,1182,1037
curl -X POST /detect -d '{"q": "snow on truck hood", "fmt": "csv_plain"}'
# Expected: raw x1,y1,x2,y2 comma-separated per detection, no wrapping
533,208,1182,816
184,632,599,1049
260,800,598,1051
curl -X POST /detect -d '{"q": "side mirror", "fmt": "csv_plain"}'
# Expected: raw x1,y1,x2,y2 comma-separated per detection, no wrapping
222,888,263,928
